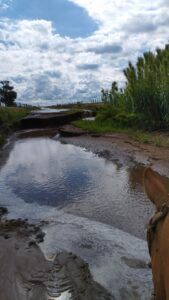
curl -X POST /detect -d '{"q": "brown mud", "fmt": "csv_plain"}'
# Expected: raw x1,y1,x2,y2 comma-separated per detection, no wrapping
2,123,169,300
0,208,113,300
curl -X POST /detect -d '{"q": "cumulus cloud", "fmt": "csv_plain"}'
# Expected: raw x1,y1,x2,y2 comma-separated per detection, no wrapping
88,43,123,54
0,0,168,104
77,63,100,70
124,17,157,34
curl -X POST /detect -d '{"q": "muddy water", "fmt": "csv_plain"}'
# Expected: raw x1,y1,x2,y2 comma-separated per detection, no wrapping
0,136,154,299
0,137,153,239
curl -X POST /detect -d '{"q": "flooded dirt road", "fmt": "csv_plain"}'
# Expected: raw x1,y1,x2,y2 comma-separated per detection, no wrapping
0,132,158,299
0,137,154,239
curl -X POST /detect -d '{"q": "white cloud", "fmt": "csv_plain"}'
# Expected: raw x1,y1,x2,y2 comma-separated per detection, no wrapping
0,0,169,104
0,0,11,11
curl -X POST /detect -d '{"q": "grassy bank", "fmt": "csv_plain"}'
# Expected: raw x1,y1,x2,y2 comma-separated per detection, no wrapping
73,119,126,133
73,119,169,148
0,107,30,146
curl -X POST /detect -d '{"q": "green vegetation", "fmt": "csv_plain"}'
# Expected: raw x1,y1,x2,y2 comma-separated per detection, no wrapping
131,131,169,147
73,118,127,133
0,81,17,106
101,44,169,131
0,107,29,146
74,119,169,148
0,107,29,126
73,43,169,147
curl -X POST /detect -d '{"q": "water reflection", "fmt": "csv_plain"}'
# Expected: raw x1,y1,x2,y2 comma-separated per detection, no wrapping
1,139,92,206
0,137,154,239
33,108,69,114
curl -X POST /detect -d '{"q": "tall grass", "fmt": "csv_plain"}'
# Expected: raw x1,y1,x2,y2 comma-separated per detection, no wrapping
0,107,29,146
0,107,29,127
101,44,169,130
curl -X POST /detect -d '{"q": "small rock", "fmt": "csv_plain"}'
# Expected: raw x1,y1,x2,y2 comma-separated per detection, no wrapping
4,234,10,239
36,232,45,243
28,239,37,247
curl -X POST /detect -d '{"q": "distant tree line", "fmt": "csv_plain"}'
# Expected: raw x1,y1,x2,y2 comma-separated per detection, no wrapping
0,81,17,106
101,44,169,130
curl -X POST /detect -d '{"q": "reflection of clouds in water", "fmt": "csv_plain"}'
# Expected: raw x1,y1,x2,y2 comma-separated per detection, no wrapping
0,169,152,300
64,163,153,239
0,137,152,299
0,137,154,239
41,213,152,300
1,138,100,206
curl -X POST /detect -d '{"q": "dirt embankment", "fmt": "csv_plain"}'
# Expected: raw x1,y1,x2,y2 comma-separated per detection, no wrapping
20,111,84,129
0,208,113,300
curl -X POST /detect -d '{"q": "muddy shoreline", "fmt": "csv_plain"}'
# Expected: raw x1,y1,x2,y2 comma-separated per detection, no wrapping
1,124,166,300
58,125,169,177
15,123,169,176
0,208,113,300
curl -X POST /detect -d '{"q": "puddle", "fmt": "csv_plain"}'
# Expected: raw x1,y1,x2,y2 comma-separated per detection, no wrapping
0,137,153,239
41,211,152,300
0,136,154,299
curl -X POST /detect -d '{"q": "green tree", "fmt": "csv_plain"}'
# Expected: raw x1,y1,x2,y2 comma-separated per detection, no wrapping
0,81,17,106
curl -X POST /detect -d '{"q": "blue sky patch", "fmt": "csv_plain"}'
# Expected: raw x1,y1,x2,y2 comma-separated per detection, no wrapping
0,0,98,38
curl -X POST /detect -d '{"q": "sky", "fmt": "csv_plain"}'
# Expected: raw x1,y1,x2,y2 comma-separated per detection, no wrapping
0,0,168,105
